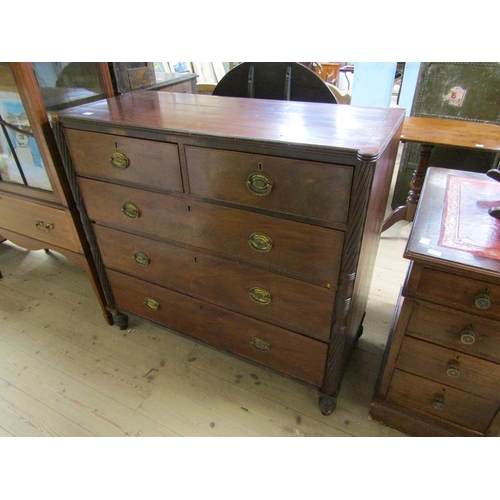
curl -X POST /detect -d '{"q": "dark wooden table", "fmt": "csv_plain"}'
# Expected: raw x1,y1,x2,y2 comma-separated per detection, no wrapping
382,116,500,232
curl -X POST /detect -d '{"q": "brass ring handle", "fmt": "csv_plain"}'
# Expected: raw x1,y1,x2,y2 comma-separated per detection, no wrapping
446,364,460,378
143,297,160,311
35,221,54,232
249,287,272,305
133,251,151,267
121,202,141,219
248,232,273,253
432,397,445,410
460,328,475,345
250,337,270,352
110,150,130,169
246,172,273,196
475,289,490,309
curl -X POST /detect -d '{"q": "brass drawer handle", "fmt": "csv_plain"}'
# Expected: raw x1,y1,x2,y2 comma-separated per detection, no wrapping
110,150,130,169
248,232,273,253
460,327,475,345
250,337,270,352
249,286,272,305
121,202,141,219
475,289,490,310
35,221,54,232
446,364,460,378
246,172,273,196
133,251,150,267
432,397,445,410
143,297,160,311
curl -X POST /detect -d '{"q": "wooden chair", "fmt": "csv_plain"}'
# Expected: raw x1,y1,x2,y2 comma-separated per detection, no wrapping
212,62,338,104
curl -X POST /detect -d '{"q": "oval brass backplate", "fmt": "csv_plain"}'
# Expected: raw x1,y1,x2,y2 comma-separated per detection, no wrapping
143,297,159,311
246,172,273,196
110,150,130,169
133,251,151,266
249,287,272,305
248,232,273,253
35,221,54,232
250,337,270,352
121,202,140,219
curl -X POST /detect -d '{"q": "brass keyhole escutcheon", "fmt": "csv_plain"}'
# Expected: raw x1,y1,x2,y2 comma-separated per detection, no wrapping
121,202,140,219
250,337,270,352
249,287,272,305
446,364,460,378
35,220,54,232
143,297,160,311
246,172,273,196
110,150,130,169
248,232,273,253
475,289,491,310
133,251,150,267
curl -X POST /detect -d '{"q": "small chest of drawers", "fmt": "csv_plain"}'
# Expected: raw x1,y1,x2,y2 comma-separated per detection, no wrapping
54,91,404,414
370,167,500,436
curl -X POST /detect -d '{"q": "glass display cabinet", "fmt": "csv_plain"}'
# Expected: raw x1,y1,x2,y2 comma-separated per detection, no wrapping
0,62,115,323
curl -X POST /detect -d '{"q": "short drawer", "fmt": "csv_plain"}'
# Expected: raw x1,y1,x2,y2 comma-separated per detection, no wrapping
0,193,81,252
185,146,352,226
107,269,328,387
95,225,334,340
406,265,500,320
64,129,183,192
80,178,344,285
405,300,500,362
387,370,499,434
397,336,500,402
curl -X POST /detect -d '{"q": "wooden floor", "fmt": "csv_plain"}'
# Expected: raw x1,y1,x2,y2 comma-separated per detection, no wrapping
0,167,412,438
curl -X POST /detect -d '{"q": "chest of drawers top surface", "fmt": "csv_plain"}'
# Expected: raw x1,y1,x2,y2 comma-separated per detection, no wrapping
54,90,404,159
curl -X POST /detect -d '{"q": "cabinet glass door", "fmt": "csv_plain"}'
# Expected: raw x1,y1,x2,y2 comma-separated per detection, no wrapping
31,62,110,111
0,63,51,191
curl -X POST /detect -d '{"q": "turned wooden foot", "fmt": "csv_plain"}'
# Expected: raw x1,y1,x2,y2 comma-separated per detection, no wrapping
318,394,338,415
113,310,129,330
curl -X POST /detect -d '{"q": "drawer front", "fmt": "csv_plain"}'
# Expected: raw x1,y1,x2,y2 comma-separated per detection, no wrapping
0,194,81,252
64,129,183,192
80,178,343,285
95,225,334,340
185,146,352,226
397,336,500,402
107,269,328,386
407,266,500,320
387,370,499,433
405,300,500,362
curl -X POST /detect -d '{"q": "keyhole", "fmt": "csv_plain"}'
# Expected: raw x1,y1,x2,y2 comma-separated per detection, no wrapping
258,162,263,171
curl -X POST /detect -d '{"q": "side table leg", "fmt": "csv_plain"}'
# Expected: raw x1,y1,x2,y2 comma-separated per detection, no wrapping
382,143,433,232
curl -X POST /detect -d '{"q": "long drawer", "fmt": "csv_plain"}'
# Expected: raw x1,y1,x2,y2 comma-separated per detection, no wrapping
397,336,500,402
0,193,81,252
405,299,500,363
64,129,183,192
386,369,499,433
185,145,352,226
94,225,334,340
106,269,328,387
80,178,344,285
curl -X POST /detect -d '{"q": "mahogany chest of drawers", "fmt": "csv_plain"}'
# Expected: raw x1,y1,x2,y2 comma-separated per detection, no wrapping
53,90,404,414
371,167,500,436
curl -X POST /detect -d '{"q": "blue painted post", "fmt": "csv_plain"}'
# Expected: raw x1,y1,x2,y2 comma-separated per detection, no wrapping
350,62,397,108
